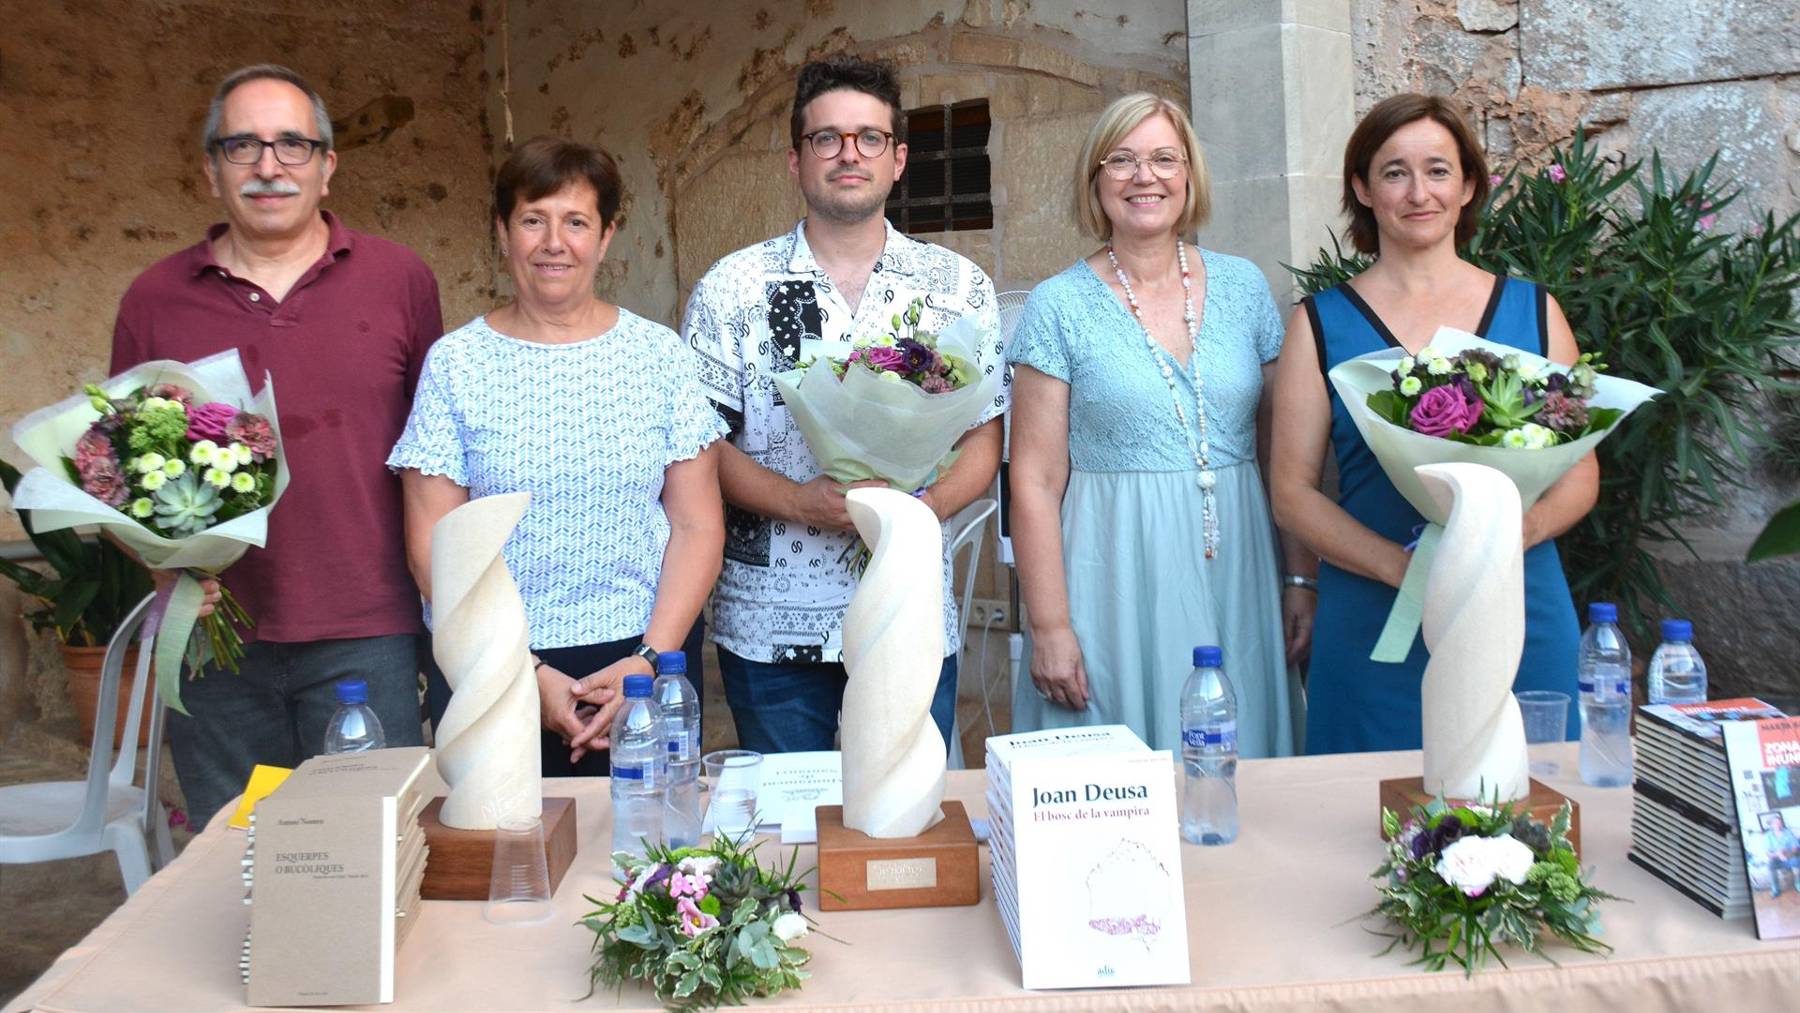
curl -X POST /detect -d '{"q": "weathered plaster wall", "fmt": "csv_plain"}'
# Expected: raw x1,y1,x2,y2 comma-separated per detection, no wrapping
0,0,495,729
0,0,495,508
1350,0,1800,694
486,0,1188,324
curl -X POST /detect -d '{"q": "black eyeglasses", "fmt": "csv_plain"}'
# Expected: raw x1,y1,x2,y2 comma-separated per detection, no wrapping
801,128,895,160
212,135,327,166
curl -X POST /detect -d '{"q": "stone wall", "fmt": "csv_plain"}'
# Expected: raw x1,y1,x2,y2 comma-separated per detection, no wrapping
0,0,494,727
1348,0,1800,694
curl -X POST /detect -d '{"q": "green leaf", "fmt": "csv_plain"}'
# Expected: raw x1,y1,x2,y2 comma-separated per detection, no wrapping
1747,501,1800,562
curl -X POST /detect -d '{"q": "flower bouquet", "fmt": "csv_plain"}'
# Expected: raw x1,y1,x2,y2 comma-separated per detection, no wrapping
1327,327,1660,660
772,297,1002,492
1373,798,1618,974
9,350,286,712
582,833,820,1011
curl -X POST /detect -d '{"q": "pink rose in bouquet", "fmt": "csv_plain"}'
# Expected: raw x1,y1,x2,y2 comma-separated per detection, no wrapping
849,345,907,373
185,401,240,441
1409,383,1484,437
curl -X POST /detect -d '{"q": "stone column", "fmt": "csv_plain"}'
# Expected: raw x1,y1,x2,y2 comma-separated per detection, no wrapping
1188,1,1355,303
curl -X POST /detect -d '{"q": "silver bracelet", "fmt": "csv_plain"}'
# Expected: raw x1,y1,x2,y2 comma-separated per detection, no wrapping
1282,574,1319,592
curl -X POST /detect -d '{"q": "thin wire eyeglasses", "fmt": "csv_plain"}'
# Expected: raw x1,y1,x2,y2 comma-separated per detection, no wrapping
1097,149,1188,181
801,128,895,159
212,135,327,166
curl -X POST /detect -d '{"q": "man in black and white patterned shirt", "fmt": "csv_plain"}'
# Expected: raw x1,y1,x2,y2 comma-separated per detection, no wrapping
682,54,1007,755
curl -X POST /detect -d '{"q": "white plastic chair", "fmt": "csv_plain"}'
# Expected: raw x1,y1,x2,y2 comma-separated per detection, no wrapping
0,592,173,893
943,497,997,768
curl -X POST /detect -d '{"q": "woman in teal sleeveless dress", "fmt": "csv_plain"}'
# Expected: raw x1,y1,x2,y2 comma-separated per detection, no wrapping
1270,94,1591,754
1008,94,1312,757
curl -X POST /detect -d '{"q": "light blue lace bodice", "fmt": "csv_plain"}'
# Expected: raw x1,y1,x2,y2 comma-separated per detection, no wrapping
1007,250,1283,471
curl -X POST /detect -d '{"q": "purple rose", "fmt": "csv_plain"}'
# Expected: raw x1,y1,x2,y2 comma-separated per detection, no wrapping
1409,384,1484,438
852,346,907,373
186,401,239,441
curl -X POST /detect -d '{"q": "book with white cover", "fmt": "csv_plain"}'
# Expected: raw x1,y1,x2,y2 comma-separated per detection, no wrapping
1005,750,1189,989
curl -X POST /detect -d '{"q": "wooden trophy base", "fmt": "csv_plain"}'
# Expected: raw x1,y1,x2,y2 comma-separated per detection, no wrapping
1378,777,1580,854
815,799,980,911
419,796,578,900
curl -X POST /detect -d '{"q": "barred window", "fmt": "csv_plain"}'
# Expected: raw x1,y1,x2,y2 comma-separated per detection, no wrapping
887,100,992,234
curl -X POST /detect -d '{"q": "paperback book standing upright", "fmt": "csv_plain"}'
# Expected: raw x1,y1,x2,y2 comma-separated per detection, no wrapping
985,725,1190,990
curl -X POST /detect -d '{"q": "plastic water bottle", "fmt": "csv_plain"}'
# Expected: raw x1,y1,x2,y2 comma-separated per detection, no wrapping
653,651,703,848
1646,618,1707,705
322,679,386,754
1577,602,1634,787
1180,645,1238,846
610,674,664,860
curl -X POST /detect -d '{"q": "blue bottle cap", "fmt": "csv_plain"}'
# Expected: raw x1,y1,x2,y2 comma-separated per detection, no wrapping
623,674,654,697
1193,645,1223,668
1587,602,1618,624
656,650,688,675
1660,618,1693,642
334,679,368,705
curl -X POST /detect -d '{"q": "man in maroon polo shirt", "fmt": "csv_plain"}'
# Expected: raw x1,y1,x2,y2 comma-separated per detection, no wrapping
110,65,439,827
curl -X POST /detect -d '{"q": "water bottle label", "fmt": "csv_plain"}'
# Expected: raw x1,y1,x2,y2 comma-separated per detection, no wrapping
1578,678,1631,696
1182,721,1236,750
613,764,645,781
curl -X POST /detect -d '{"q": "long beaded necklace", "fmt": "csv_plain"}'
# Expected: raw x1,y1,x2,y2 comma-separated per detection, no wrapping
1106,241,1219,559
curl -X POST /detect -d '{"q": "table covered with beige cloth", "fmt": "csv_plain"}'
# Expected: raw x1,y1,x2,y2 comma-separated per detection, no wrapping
9,744,1796,1012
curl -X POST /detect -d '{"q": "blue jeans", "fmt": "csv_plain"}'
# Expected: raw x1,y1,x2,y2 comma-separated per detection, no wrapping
717,648,957,755
167,634,424,828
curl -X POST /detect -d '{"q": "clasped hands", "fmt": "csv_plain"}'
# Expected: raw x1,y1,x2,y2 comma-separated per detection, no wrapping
537,654,652,763
793,474,946,529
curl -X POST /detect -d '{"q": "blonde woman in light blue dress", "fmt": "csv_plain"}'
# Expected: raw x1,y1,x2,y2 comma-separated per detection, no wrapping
1006,94,1314,756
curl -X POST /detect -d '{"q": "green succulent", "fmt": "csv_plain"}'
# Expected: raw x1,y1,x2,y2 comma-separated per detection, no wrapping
151,472,222,535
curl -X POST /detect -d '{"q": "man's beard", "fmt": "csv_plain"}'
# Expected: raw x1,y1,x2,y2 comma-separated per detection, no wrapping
804,172,892,224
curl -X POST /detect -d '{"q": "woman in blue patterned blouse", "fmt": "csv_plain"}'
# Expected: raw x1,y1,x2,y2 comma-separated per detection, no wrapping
390,137,727,775
1007,94,1316,756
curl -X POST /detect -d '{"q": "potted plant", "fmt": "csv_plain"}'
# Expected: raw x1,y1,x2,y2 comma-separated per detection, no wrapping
1,457,156,747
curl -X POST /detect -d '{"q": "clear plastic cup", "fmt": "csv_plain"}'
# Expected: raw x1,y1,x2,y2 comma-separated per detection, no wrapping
1516,690,1572,777
484,815,553,925
702,749,764,840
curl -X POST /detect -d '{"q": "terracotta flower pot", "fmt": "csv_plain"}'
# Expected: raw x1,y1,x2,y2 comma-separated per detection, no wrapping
61,643,159,750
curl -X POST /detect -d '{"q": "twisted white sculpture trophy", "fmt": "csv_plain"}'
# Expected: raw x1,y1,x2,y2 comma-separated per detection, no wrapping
429,493,542,829
1415,463,1531,802
839,487,947,839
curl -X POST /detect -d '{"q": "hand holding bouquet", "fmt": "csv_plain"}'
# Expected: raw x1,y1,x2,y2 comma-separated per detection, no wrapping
10,350,287,712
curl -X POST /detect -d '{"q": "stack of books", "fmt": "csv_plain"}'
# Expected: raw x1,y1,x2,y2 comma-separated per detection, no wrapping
1628,698,1786,919
244,747,433,1006
985,725,1189,990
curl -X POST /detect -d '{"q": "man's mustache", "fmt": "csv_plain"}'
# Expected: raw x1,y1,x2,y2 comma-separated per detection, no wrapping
239,180,302,197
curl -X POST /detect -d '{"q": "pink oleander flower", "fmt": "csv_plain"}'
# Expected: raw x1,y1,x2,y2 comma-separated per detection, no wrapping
1546,163,1567,184
74,427,118,476
146,383,194,405
225,412,277,460
1698,213,1718,231
850,345,907,373
185,401,239,442
1408,384,1484,438
81,460,130,507
676,897,720,938
1487,174,1503,187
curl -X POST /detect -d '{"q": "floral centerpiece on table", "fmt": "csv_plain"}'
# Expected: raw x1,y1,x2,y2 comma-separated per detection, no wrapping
9,350,287,712
582,833,821,1011
1367,345,1623,449
1372,798,1618,974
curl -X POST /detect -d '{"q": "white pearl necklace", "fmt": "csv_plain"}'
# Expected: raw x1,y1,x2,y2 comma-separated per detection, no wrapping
1107,241,1219,559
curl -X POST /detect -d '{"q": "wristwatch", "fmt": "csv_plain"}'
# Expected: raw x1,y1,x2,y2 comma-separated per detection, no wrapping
1282,574,1319,592
632,642,659,668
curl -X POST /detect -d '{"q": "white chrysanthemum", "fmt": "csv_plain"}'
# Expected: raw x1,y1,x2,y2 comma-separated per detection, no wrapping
189,439,218,465
141,470,167,492
163,458,187,478
1426,357,1453,376
1416,346,1439,362
772,912,809,942
203,467,231,489
1435,835,1536,897
1501,429,1528,449
1516,359,1544,382
1399,375,1423,396
232,442,253,465
1520,423,1554,449
136,452,166,474
209,444,238,473
231,472,256,494
130,498,155,519
1397,355,1416,374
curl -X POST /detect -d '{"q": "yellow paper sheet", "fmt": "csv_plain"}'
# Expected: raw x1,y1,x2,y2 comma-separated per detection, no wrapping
226,764,293,830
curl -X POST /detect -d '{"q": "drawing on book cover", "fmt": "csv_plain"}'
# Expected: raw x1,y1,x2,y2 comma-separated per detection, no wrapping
1721,717,1800,940
1084,839,1173,950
